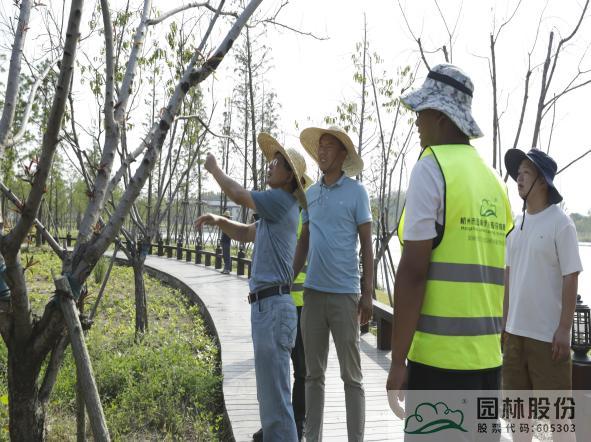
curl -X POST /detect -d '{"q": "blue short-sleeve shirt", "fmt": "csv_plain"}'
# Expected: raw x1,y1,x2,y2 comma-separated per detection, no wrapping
249,188,299,293
302,174,372,293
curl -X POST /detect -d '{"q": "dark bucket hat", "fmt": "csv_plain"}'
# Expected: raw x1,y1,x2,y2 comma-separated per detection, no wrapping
504,148,563,204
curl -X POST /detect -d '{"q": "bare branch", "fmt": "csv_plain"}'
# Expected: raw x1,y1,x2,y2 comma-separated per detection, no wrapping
105,124,155,198
433,0,453,62
255,19,328,40
557,148,591,174
543,77,591,110
494,0,523,42
5,59,59,147
490,33,499,170
531,31,554,148
100,0,116,128
147,1,238,25
546,0,590,89
0,0,32,156
114,0,152,122
74,0,123,252
441,44,449,63
4,0,85,256
512,58,531,149
397,0,430,70
0,182,66,259
546,95,556,153
70,0,264,286
196,0,226,55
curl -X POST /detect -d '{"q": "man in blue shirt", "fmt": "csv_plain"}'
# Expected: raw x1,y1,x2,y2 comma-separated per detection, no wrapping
196,133,309,441
294,126,374,442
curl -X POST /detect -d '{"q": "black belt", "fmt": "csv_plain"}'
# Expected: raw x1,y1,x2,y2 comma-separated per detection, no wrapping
248,285,290,304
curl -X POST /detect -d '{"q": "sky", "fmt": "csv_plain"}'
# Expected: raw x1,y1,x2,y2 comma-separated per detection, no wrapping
242,0,591,215
1,0,590,215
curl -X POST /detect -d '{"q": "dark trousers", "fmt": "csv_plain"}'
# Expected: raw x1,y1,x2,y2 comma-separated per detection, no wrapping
405,361,501,442
291,306,306,431
221,241,231,271
407,360,501,390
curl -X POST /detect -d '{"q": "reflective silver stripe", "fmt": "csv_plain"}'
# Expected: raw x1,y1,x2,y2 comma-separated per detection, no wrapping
428,262,504,286
291,283,305,292
417,314,503,336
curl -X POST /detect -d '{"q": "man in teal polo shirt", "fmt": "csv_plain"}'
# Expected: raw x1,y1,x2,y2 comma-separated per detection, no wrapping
294,126,374,442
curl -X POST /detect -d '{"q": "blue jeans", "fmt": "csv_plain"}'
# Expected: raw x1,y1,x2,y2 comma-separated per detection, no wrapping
251,292,298,441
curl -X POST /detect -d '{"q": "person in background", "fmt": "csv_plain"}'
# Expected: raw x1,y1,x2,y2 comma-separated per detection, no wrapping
502,148,582,442
220,210,232,274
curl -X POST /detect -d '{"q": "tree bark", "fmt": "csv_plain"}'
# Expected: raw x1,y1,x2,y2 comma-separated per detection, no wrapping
8,347,45,441
132,256,148,337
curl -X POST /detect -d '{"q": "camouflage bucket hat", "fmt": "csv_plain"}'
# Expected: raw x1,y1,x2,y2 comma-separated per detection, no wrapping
401,63,483,139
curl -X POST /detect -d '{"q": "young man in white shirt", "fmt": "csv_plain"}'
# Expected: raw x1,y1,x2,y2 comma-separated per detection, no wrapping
503,148,582,441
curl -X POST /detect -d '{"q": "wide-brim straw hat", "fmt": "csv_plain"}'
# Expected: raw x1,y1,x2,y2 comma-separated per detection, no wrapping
401,63,484,139
299,125,364,177
257,133,309,209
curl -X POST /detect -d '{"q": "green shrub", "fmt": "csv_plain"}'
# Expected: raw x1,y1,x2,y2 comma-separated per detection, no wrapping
0,248,224,440
93,256,108,285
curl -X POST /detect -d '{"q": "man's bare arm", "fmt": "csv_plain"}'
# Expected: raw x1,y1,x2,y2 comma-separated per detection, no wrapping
292,222,309,278
205,153,256,210
195,214,256,243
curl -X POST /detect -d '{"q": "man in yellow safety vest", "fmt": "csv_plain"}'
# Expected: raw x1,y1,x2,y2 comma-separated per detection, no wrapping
386,65,513,423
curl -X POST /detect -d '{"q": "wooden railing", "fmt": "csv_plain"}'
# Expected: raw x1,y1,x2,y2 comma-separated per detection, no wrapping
40,234,253,278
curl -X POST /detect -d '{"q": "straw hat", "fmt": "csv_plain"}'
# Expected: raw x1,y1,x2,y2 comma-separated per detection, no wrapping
257,133,309,209
299,125,364,177
222,210,231,218
401,63,483,139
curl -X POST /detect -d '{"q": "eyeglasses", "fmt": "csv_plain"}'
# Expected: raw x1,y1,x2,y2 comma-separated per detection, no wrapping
270,157,292,172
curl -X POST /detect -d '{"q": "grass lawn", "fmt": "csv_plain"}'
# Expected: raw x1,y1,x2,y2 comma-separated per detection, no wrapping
0,247,225,441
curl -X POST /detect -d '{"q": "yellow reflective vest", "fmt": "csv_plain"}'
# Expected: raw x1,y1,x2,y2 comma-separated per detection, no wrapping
398,145,513,370
291,214,306,307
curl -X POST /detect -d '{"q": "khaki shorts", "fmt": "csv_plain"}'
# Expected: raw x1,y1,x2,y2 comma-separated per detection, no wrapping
502,333,572,391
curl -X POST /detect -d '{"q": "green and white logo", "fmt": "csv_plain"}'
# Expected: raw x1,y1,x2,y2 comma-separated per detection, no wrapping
479,199,497,218
404,401,468,435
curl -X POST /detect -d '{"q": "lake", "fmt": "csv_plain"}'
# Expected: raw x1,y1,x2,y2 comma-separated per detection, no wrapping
379,242,591,306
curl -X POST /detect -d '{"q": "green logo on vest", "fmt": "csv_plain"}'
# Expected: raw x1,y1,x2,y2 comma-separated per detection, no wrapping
479,199,497,218
404,401,468,435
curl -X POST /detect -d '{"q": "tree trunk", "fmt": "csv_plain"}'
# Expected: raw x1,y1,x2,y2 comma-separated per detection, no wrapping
246,29,257,190
8,348,45,441
132,256,148,337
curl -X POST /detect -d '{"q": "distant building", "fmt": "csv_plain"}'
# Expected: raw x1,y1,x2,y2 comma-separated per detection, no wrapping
201,199,241,220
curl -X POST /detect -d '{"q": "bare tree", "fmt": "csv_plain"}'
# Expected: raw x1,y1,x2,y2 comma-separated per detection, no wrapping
0,0,263,438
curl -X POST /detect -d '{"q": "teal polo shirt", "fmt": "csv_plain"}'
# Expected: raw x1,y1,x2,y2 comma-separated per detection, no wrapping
302,174,372,294
250,188,299,293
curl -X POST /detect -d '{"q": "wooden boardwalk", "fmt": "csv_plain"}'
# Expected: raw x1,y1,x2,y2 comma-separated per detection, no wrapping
143,255,404,441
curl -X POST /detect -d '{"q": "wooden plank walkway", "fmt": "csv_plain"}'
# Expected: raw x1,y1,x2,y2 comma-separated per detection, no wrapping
142,255,405,441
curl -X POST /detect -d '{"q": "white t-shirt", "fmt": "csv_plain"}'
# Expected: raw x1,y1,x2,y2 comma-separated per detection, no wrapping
505,204,583,343
403,156,444,240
